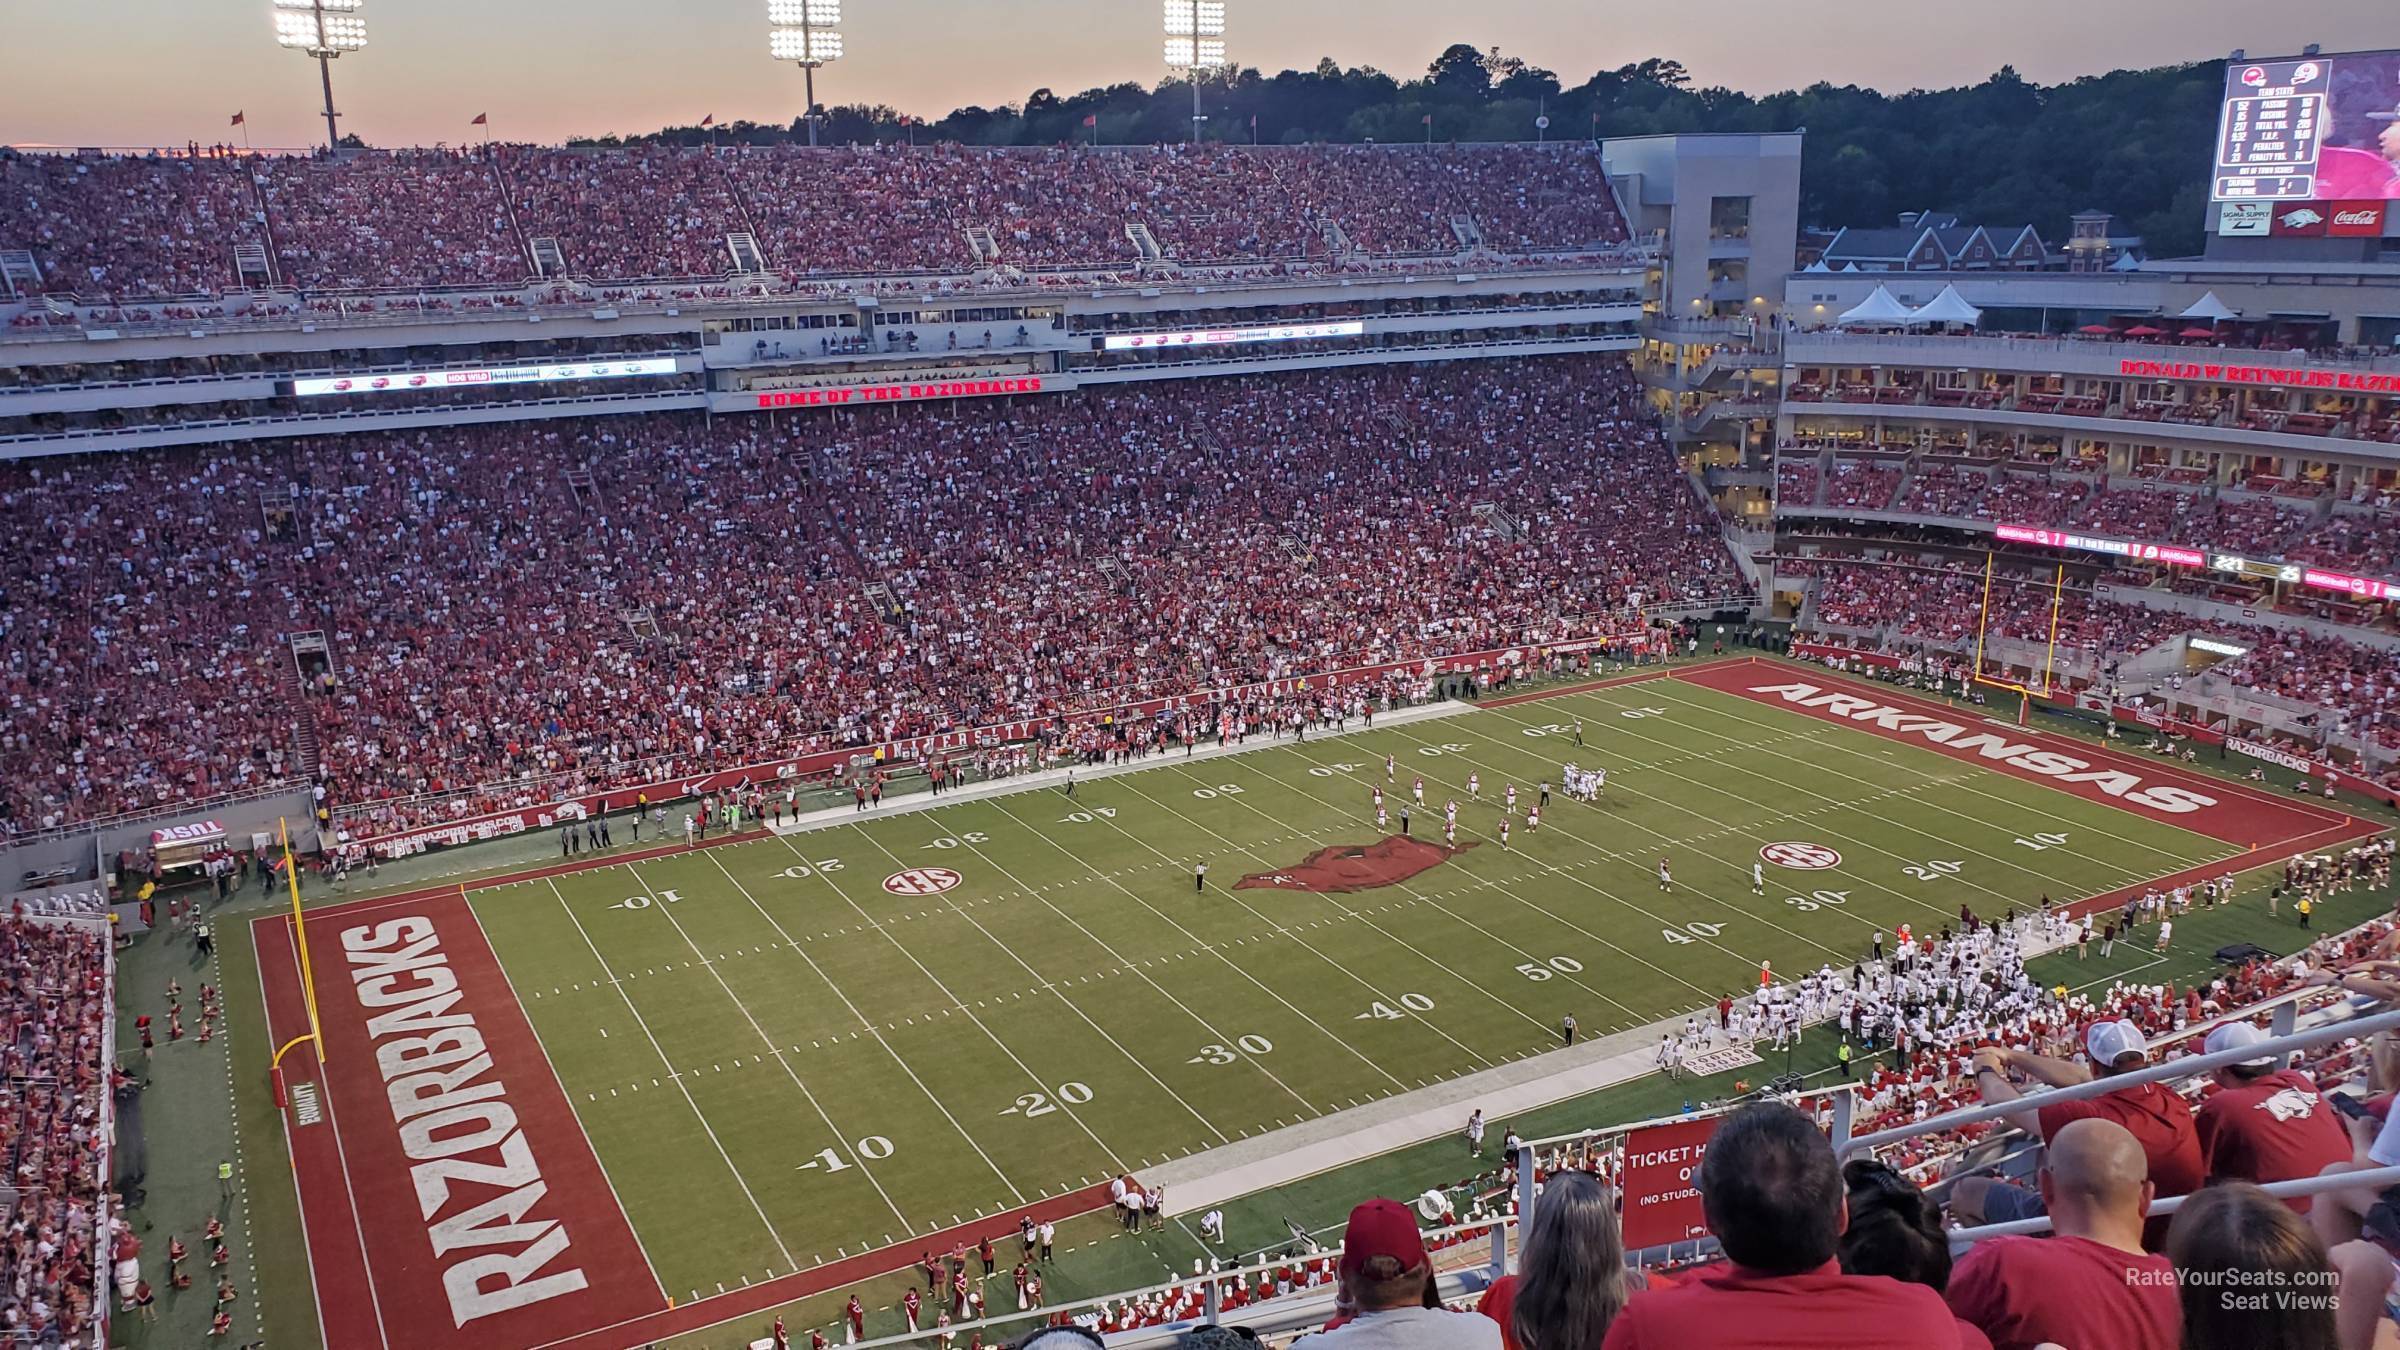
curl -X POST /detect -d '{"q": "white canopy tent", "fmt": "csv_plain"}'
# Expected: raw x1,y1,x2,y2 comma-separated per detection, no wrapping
1837,284,1917,326
1908,285,1983,328
2179,291,2238,322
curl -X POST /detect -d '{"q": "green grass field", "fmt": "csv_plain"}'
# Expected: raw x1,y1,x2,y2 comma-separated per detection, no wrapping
464,670,2243,1310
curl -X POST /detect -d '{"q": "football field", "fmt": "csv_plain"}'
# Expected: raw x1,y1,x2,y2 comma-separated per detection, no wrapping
254,660,2366,1350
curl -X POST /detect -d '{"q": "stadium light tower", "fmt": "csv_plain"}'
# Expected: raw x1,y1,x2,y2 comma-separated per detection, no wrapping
769,0,843,147
272,0,368,152
1162,0,1226,144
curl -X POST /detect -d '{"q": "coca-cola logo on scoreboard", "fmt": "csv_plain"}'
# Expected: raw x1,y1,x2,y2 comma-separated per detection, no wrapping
2328,201,2389,237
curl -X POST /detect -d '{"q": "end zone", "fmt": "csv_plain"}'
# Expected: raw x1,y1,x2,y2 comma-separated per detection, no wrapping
1675,662,2359,848
255,890,663,1350
254,868,1122,1350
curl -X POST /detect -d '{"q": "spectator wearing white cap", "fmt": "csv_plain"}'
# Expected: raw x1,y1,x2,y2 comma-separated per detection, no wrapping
1952,1019,2202,1246
2194,1020,2352,1212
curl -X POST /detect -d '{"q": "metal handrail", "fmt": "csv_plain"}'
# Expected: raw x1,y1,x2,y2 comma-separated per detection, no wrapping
1953,1164,2400,1242
1842,1004,2400,1156
4,779,308,850
812,1216,1509,1350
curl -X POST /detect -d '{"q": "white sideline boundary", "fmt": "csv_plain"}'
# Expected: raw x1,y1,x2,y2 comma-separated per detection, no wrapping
766,700,1480,838
1148,924,2088,1219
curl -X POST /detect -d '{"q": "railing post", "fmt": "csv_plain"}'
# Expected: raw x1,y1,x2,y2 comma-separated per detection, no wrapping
1514,1141,1537,1249
1488,1218,1507,1281
1204,1277,1220,1327
1830,1090,1855,1157
2271,998,2298,1046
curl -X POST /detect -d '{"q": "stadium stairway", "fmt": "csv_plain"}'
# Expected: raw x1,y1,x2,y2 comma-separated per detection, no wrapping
281,661,321,782
488,148,539,281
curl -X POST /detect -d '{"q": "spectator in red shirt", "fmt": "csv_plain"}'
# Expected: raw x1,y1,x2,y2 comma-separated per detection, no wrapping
1945,1118,2181,1350
1954,1019,2204,1246
1477,1170,1638,1350
1599,1103,1963,1350
2194,1021,2352,1212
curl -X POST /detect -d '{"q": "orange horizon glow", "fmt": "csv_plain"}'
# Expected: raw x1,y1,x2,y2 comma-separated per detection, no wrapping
0,0,2388,151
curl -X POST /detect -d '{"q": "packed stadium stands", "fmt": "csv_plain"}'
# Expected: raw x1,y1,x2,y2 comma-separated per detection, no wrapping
0,143,1633,303
1149,897,2399,1350
17,63,2400,1350
0,355,1731,837
0,919,113,1346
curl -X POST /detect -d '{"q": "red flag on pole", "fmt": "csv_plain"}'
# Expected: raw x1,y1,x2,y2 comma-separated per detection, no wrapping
229,111,245,127
1420,113,1433,125
700,113,715,127
470,112,488,126
1082,114,1097,128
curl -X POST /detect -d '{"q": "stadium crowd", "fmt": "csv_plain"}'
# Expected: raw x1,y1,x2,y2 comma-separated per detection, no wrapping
0,918,114,1346
1775,453,2400,575
0,356,1735,838
0,143,1630,301
1785,552,2400,754
1343,900,2400,1350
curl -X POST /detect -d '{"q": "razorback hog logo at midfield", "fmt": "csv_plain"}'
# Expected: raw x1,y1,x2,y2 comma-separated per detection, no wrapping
1748,683,2217,814
1237,836,1475,893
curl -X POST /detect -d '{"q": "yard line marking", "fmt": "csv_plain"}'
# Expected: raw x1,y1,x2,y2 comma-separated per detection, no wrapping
742,840,1131,1193
975,793,1401,1096
1245,741,1716,1005
1382,717,1937,947
1401,715,1929,922
1648,679,2220,867
834,824,1233,1143
621,861,917,1233
1593,686,2181,891
1110,768,1535,1056
543,877,799,1269
1490,689,2193,911
469,890,671,1300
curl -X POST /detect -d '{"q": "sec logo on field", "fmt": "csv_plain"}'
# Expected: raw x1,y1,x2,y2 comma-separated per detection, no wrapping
1760,842,1841,871
883,867,964,896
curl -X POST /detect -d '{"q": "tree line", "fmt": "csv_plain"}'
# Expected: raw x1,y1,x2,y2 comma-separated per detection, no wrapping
571,44,2225,256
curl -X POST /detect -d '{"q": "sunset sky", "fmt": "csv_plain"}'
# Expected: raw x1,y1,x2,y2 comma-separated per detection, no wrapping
3,0,2390,149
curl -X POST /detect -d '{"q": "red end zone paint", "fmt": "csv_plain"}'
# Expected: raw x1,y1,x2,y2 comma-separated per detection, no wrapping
1674,663,2351,847
258,860,1122,1350
258,890,662,1350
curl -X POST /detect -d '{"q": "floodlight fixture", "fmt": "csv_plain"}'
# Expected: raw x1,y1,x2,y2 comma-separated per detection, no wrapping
1163,0,1227,143
270,0,368,151
767,0,841,25
769,27,843,63
1162,0,1224,40
769,0,843,146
